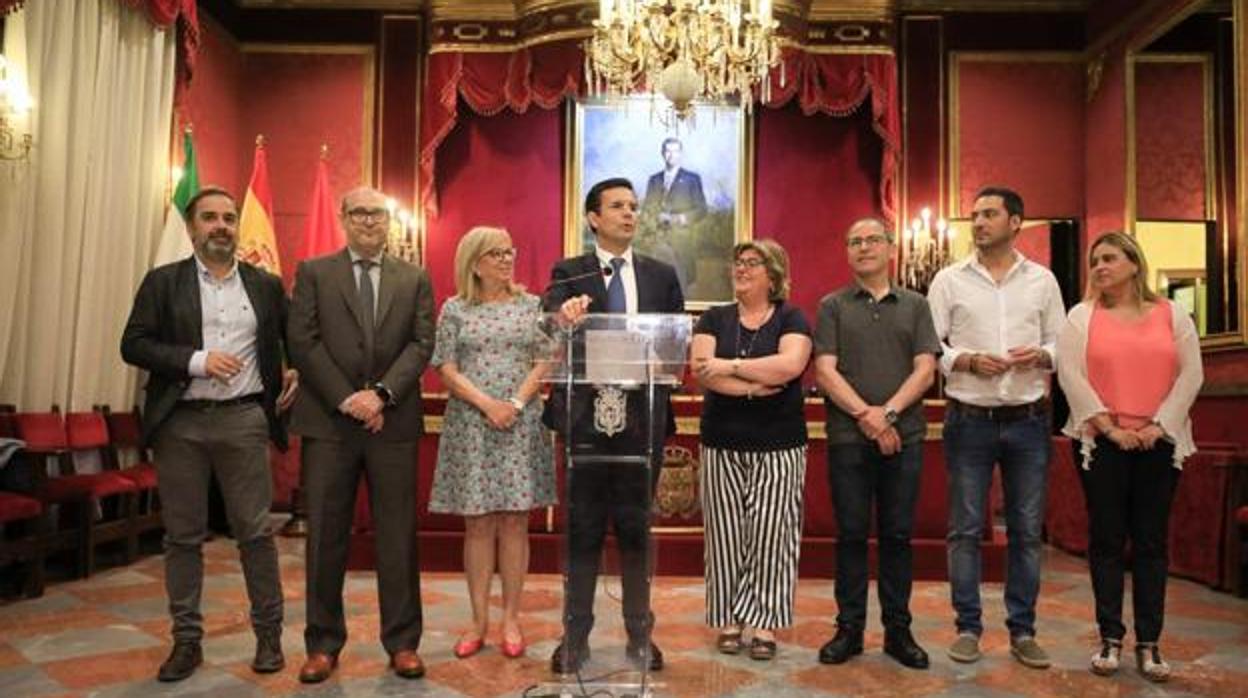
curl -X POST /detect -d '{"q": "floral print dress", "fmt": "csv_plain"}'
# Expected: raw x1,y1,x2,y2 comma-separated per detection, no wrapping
429,293,556,515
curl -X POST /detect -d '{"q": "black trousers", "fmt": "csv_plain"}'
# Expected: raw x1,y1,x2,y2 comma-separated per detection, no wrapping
559,388,667,648
302,436,422,656
1075,437,1180,643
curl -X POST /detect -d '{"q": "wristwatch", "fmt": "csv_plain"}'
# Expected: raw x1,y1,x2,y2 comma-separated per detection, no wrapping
371,382,395,406
883,405,899,425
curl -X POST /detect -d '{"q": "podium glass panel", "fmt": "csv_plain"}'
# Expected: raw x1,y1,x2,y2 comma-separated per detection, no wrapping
534,313,691,697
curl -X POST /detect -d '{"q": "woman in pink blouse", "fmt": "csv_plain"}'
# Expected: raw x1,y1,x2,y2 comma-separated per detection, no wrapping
1056,232,1203,683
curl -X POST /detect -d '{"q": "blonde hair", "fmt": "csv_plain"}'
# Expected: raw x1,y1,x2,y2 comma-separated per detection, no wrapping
1085,231,1159,305
733,238,791,302
453,226,523,303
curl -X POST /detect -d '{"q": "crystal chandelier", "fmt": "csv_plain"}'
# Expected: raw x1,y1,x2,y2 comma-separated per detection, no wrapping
899,207,954,294
586,0,782,119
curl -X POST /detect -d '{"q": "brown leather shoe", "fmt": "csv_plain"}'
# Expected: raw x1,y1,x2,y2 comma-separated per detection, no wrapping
391,649,425,679
298,652,337,684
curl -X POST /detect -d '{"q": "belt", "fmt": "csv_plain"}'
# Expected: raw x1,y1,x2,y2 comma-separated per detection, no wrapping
178,393,263,410
948,398,1048,422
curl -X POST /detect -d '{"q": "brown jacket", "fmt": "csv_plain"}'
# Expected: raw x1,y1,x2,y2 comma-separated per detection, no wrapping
287,248,435,441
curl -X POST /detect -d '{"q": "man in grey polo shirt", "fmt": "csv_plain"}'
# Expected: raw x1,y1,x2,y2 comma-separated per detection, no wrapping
813,217,940,669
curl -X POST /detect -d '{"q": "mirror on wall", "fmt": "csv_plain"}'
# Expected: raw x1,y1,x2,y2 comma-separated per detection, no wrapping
1130,0,1241,343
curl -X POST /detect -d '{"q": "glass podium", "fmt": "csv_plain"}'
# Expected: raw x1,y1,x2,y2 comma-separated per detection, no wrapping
533,313,691,698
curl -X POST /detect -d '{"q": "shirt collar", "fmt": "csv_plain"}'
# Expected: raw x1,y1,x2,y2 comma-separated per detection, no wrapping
595,246,634,269
961,249,1030,281
850,278,897,301
348,247,384,266
194,255,238,282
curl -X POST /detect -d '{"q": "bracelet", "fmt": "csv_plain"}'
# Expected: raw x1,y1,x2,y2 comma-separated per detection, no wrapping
508,396,525,411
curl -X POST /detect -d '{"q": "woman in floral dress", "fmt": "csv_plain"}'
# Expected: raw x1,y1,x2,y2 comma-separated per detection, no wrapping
430,226,555,659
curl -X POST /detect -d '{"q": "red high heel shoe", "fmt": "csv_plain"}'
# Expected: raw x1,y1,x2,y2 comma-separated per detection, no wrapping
453,636,485,659
500,635,526,658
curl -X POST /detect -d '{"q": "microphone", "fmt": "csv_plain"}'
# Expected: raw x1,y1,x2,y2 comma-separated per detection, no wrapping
545,265,611,289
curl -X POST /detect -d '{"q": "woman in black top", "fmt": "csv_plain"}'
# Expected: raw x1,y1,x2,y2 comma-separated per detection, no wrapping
691,239,812,660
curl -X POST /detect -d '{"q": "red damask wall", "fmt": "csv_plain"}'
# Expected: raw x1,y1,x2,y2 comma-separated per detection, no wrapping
954,58,1085,218
1135,60,1208,220
179,15,245,195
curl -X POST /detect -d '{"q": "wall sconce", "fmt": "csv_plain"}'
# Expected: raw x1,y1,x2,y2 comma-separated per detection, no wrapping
0,54,34,162
899,206,953,294
384,196,424,266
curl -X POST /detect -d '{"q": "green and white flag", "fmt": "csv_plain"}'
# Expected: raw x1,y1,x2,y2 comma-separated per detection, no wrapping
152,128,200,268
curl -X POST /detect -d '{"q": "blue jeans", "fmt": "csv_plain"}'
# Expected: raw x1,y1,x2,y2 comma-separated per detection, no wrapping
943,406,1050,638
827,441,923,630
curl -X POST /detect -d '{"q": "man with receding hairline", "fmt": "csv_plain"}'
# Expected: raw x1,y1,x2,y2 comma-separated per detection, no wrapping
287,185,435,683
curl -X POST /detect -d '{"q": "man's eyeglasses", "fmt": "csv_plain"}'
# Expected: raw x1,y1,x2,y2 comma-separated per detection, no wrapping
346,207,390,225
733,257,766,269
847,234,891,249
481,247,516,261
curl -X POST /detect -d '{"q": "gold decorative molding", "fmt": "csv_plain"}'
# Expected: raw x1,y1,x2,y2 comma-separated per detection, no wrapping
899,0,1086,10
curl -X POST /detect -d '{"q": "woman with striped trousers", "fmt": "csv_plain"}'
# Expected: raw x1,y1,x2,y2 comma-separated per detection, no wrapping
691,239,812,660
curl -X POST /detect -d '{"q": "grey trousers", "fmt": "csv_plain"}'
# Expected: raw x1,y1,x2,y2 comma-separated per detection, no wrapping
153,402,283,642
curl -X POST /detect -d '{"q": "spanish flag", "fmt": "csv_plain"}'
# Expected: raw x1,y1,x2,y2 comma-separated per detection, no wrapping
237,136,281,275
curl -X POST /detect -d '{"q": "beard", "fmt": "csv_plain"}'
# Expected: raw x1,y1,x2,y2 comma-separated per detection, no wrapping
199,233,237,264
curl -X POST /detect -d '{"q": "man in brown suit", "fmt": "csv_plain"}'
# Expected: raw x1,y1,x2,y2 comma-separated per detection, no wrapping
287,186,435,682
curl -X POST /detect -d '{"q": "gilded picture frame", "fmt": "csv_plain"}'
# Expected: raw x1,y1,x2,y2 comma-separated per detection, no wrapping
564,96,755,311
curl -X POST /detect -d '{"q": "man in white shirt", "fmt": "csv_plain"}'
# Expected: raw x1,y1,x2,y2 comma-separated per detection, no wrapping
926,186,1065,670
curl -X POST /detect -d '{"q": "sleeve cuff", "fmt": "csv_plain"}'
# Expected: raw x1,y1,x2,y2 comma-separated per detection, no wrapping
188,350,209,378
939,347,964,376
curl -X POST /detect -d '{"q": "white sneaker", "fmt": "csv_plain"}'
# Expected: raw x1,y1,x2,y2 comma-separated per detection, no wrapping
1090,638,1122,676
1135,643,1171,683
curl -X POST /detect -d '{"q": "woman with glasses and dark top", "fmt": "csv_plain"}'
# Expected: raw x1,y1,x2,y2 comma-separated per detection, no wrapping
1056,231,1203,682
690,239,812,660
430,226,555,661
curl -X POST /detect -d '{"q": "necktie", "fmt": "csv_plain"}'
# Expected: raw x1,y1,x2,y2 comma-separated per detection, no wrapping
356,259,376,332
605,257,626,313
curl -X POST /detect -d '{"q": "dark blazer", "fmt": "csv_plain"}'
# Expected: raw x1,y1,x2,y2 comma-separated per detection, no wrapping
286,248,435,442
542,250,685,435
643,168,707,224
120,257,290,449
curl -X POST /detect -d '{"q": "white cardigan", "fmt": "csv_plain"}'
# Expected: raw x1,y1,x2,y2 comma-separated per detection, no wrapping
1056,299,1204,469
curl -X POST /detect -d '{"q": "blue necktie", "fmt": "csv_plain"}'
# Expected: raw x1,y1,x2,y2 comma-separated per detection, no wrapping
605,257,626,313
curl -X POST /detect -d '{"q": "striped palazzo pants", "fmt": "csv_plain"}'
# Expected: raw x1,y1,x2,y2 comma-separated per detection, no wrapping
700,445,807,629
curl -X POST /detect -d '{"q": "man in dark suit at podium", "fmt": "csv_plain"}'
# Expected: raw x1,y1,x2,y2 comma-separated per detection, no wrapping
544,177,684,675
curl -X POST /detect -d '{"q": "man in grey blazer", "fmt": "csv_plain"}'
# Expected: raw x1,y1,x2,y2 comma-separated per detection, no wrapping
287,186,435,683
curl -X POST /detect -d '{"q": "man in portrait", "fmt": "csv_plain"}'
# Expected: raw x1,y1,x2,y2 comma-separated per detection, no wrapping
642,137,707,291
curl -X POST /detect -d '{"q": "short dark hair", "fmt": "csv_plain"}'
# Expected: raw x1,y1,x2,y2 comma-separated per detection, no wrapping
660,137,682,153
973,186,1024,219
183,186,236,222
584,177,634,217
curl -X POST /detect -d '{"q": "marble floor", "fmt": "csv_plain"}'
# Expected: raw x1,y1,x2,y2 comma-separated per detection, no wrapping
1,531,1246,697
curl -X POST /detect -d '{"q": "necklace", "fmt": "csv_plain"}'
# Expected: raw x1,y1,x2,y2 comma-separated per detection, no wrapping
734,304,774,358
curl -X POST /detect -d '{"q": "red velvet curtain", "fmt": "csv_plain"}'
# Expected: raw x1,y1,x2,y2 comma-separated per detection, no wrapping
420,43,901,223
0,0,199,87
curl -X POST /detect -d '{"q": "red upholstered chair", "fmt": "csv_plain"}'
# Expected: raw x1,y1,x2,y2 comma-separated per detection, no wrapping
0,406,48,597
16,408,140,577
97,406,162,539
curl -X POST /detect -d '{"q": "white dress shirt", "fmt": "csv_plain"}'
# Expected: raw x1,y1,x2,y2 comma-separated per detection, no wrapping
927,251,1065,406
595,246,639,314
185,257,263,400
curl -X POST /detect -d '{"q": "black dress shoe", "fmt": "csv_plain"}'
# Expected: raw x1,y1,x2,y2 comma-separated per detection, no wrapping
884,627,930,669
158,641,203,682
252,626,285,673
550,641,590,674
625,641,664,671
818,626,864,665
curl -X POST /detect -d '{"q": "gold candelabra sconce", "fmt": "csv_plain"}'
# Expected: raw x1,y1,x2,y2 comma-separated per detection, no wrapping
0,54,34,162
899,207,954,294
586,0,782,120
384,196,424,267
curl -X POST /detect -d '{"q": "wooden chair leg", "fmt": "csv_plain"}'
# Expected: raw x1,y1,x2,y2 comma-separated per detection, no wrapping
124,493,139,563
80,502,95,578
26,512,49,598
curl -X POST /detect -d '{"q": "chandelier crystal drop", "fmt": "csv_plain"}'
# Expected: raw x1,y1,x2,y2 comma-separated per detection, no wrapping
586,0,783,119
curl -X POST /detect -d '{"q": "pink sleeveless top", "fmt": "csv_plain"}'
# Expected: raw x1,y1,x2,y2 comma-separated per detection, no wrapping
1087,302,1178,429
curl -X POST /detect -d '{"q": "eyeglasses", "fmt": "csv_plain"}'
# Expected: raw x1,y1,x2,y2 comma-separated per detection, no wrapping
847,234,890,249
346,207,390,224
733,257,766,269
481,247,516,261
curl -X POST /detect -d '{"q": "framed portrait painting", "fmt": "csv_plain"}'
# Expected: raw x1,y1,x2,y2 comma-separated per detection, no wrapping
565,96,754,310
